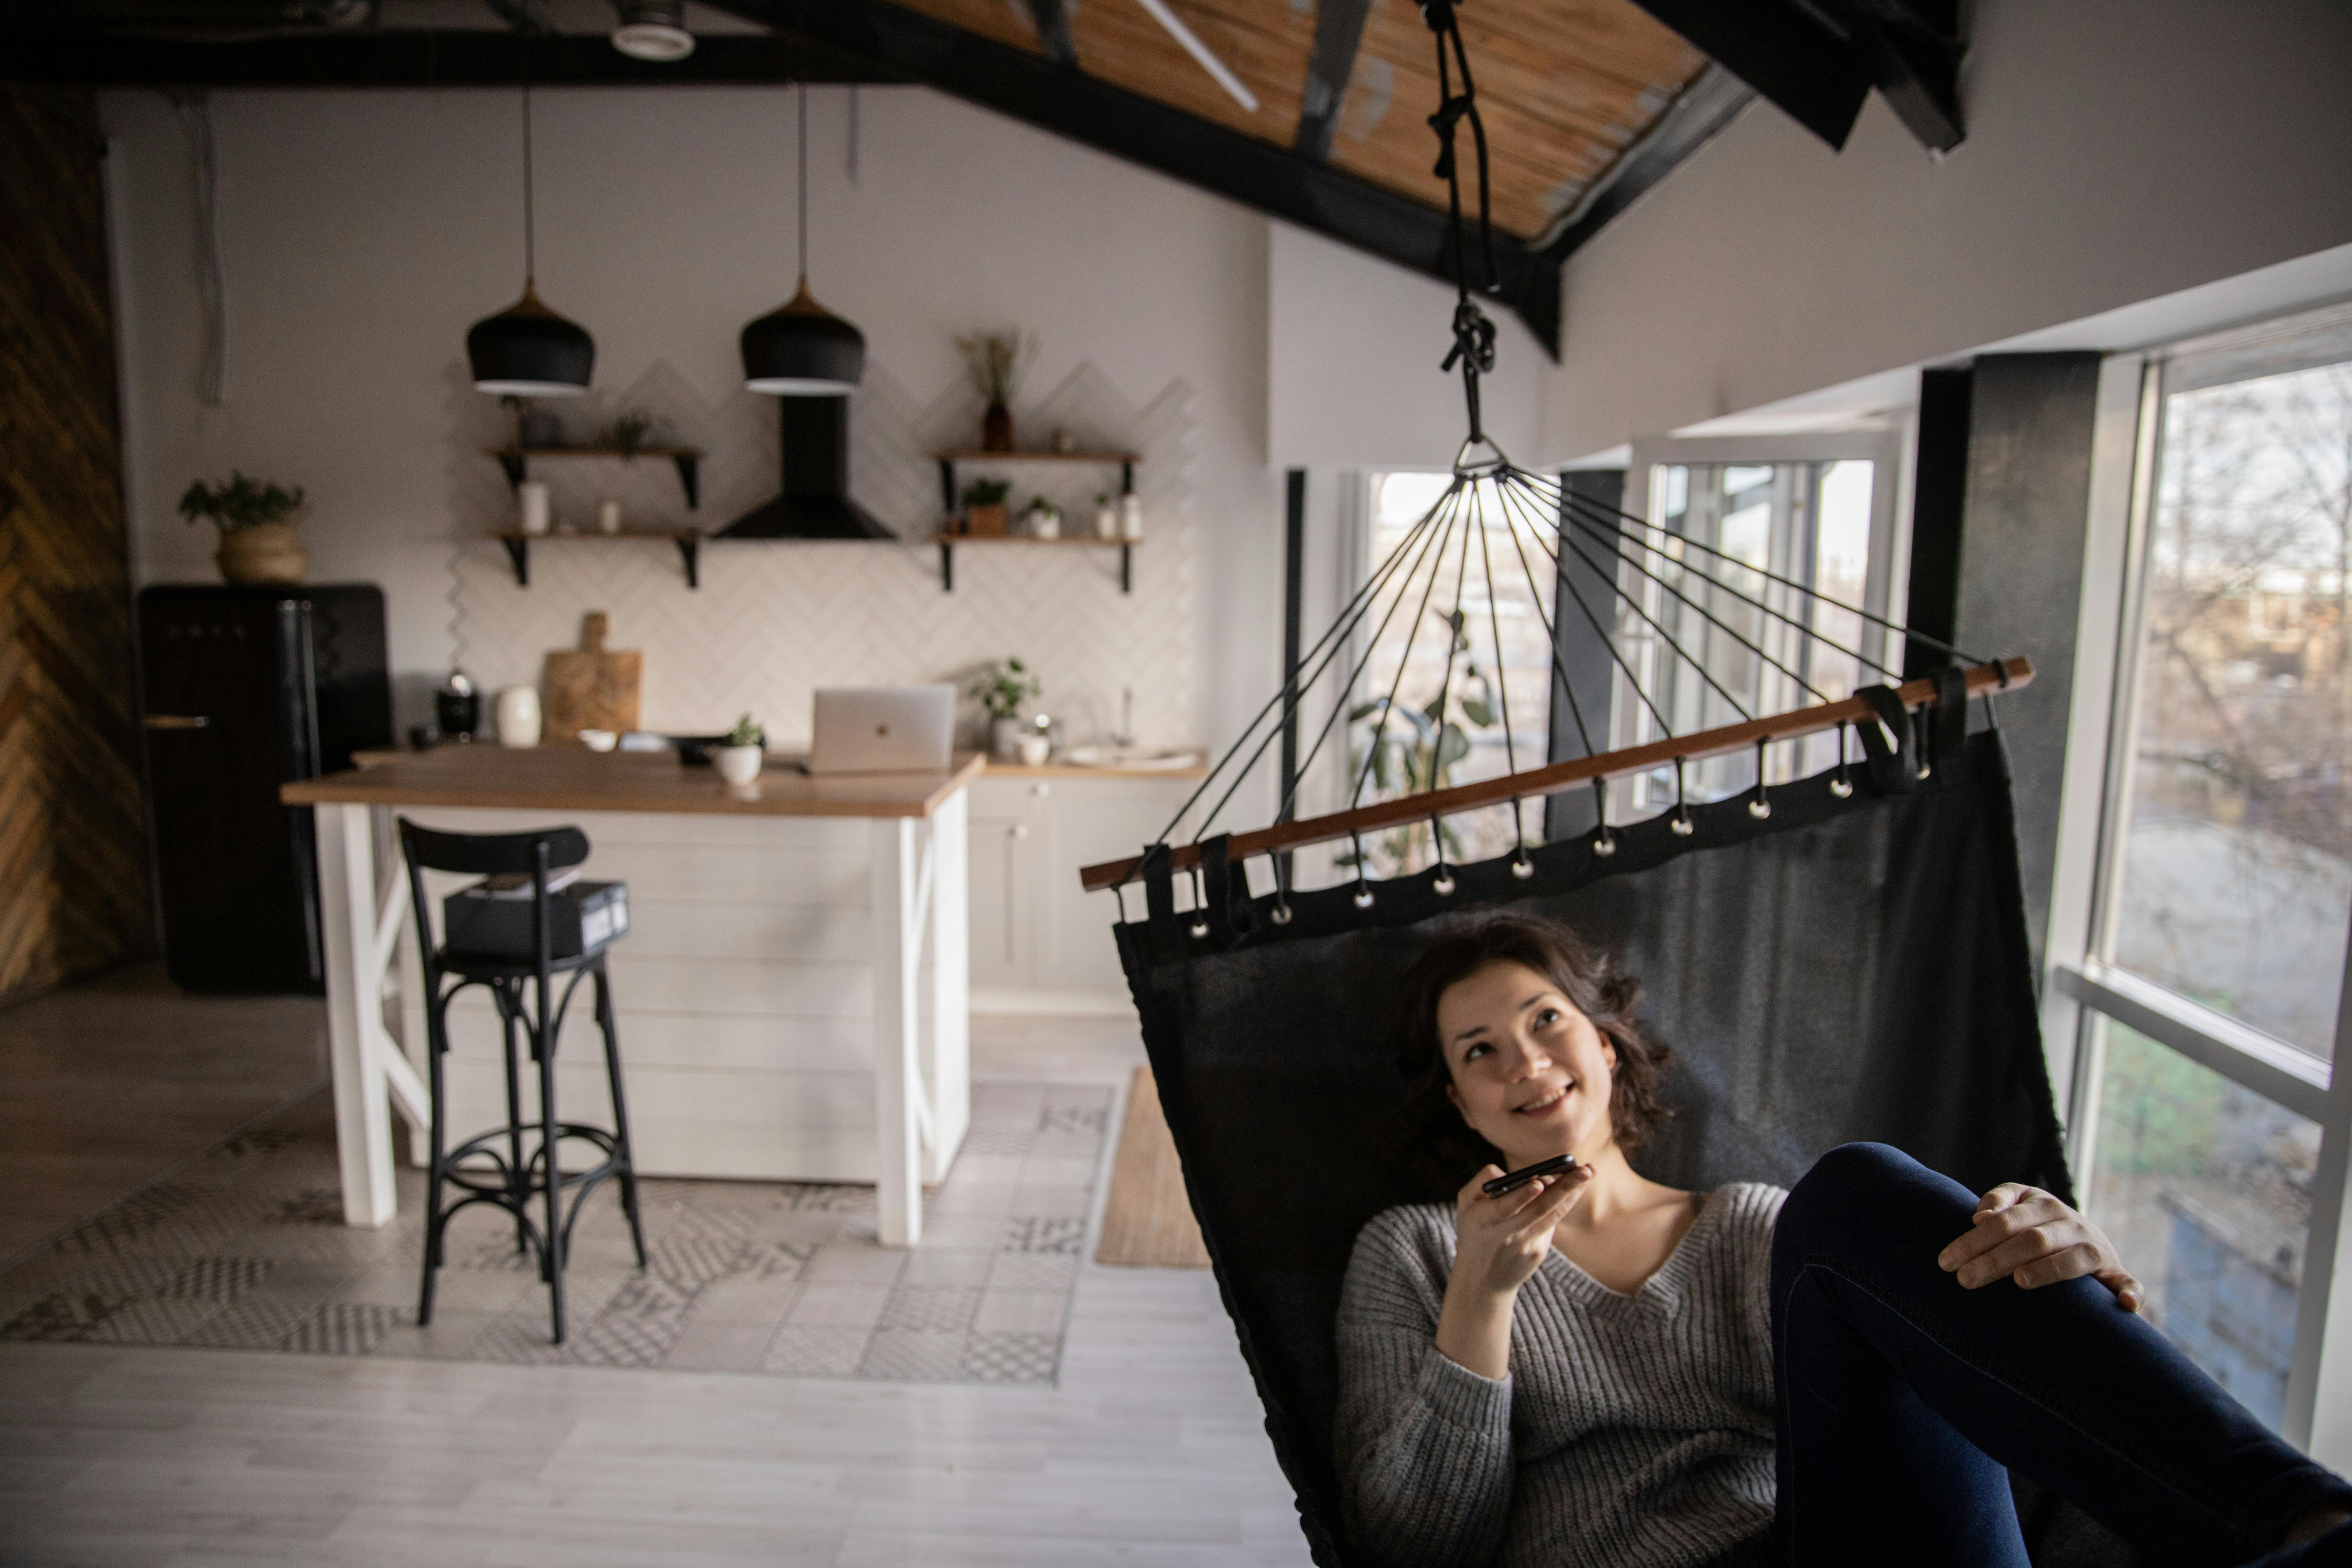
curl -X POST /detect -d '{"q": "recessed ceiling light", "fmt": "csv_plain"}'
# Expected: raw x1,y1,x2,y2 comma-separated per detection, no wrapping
612,0,694,62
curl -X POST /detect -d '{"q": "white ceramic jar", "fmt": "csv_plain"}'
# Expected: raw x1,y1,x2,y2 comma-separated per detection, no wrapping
1119,493,1144,540
518,481,551,535
495,686,542,748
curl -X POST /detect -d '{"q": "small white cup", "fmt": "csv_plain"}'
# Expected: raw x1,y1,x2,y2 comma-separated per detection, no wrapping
518,481,551,535
1017,734,1051,767
578,728,617,752
596,497,623,535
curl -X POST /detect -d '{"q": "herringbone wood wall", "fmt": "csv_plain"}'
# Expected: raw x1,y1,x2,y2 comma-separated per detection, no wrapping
0,88,152,1004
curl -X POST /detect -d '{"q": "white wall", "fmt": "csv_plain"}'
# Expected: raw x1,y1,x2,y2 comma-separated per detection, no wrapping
1549,0,2352,459
103,83,1282,749
1268,222,1547,470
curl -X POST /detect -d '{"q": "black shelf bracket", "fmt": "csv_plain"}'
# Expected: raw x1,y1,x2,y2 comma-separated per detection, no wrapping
497,452,528,491
939,539,954,593
501,536,530,587
672,454,700,510
676,536,701,589
1120,542,1133,594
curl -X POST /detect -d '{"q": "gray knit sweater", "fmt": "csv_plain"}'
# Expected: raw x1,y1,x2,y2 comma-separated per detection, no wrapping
1335,1184,1788,1568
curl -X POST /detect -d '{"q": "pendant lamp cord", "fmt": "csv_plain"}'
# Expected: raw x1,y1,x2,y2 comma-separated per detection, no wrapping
1420,0,1498,443
797,0,810,285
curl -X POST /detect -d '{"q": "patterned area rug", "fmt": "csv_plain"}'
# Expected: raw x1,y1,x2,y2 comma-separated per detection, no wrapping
0,1081,1110,1385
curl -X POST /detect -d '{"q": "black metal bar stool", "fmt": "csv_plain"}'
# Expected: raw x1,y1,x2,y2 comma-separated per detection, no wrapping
399,818,646,1343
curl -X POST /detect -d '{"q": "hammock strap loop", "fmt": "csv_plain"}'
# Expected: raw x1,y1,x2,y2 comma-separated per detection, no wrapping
1930,665,1969,776
1140,842,1182,955
1198,834,1258,947
1854,685,1922,793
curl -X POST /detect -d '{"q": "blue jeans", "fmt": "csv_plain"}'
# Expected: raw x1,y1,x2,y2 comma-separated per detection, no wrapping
1769,1143,2351,1567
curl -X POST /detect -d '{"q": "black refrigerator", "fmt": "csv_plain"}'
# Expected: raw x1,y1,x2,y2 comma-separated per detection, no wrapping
139,584,393,994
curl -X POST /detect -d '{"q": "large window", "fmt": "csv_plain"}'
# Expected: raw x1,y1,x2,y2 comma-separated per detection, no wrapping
2054,306,2352,1455
1347,471,1556,876
1619,436,1899,810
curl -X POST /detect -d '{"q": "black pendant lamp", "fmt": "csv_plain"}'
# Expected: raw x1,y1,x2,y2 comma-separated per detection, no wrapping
741,73,864,397
468,78,594,397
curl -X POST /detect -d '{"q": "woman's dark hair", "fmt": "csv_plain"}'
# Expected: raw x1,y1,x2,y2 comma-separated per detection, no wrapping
1393,914,1674,1190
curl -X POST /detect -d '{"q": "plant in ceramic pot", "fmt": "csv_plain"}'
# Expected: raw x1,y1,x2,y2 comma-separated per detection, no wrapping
179,471,308,585
1020,497,1062,539
715,712,765,785
956,329,1035,453
962,478,1011,537
971,658,1041,760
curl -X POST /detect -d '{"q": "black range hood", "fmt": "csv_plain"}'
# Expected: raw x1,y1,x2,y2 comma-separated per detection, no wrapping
718,397,894,540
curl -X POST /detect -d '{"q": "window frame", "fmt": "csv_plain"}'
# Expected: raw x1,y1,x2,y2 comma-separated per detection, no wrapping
2044,339,2352,1463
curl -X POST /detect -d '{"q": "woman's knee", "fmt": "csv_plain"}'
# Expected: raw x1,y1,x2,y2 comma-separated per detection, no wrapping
1775,1142,1974,1268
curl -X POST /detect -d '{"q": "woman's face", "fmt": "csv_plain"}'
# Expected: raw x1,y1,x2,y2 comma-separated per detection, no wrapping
1437,959,1619,1171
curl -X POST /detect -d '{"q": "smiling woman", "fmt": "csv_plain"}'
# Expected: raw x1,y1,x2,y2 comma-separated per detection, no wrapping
1332,913,2352,1568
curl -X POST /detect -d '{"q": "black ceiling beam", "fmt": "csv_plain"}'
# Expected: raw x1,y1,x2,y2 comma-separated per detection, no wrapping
1536,65,1752,262
1023,0,1077,70
0,29,897,88
1628,0,1962,155
711,0,1563,354
1292,0,1370,162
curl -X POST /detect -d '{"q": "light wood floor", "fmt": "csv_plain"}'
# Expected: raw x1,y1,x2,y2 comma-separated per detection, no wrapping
0,985,1311,1566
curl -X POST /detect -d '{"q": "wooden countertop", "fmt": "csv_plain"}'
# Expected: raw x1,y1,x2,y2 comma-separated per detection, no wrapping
982,759,1208,780
284,746,986,818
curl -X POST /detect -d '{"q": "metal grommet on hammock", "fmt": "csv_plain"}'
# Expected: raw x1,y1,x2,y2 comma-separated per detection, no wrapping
1747,738,1772,820
1432,870,1456,896
1589,778,1617,856
1188,864,1211,939
1830,721,1856,798
1268,855,1294,925
1670,757,1695,836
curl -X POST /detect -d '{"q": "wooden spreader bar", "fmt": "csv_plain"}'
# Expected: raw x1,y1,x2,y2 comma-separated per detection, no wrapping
1078,658,2032,893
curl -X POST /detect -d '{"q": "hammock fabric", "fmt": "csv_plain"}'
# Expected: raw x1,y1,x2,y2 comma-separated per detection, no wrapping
1116,727,2073,1565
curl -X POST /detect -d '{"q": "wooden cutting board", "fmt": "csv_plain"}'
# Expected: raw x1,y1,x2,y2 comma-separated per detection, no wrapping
542,611,642,741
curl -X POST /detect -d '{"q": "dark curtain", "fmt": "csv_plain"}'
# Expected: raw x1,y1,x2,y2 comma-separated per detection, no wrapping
1117,728,2074,1566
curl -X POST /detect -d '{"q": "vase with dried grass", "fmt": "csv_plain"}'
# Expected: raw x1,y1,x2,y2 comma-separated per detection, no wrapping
957,329,1036,453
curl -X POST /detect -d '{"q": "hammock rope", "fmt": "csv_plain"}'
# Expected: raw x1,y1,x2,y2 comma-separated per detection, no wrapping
1090,2,2026,899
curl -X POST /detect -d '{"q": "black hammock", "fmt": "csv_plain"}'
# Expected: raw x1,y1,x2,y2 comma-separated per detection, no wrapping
1111,718,2076,1566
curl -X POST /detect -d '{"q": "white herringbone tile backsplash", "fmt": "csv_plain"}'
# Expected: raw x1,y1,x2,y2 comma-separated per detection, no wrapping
445,360,1199,749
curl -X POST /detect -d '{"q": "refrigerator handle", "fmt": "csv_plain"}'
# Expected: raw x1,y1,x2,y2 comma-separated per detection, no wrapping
293,600,323,780
288,599,327,983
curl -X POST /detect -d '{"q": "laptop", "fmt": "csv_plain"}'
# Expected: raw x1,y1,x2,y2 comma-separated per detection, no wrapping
808,685,957,774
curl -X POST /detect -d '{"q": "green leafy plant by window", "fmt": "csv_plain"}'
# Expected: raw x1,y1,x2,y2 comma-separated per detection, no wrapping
1340,608,1506,873
177,471,305,533
971,657,1041,721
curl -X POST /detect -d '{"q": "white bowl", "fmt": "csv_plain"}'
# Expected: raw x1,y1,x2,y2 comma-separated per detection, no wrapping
578,728,617,752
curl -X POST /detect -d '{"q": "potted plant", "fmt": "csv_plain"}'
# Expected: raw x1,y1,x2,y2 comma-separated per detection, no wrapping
1020,497,1063,539
962,478,1011,537
956,329,1036,453
715,712,765,785
971,658,1041,760
178,471,307,585
598,412,655,457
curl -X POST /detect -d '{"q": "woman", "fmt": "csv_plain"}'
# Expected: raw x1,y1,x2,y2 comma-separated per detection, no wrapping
1336,914,2351,1568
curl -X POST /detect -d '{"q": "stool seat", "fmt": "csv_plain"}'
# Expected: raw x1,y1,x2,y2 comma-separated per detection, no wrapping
400,818,647,1346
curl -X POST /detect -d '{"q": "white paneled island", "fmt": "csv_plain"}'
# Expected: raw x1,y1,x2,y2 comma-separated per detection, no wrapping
283,746,979,1247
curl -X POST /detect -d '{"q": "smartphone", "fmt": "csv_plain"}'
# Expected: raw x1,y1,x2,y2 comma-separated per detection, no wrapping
1483,1153,1578,1196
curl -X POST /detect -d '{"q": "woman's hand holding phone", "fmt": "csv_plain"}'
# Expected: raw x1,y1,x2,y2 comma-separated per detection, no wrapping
1435,1162,1594,1379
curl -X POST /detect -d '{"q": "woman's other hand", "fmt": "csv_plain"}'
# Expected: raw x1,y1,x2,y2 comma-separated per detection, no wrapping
1434,1164,1594,1379
1937,1183,2146,1312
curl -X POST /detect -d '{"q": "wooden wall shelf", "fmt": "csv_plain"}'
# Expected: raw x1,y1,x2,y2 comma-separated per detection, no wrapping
931,449,1138,518
488,446,703,510
493,529,703,589
930,532,1136,594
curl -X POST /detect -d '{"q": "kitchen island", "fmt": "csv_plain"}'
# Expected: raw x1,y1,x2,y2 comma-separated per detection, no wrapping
282,745,980,1246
